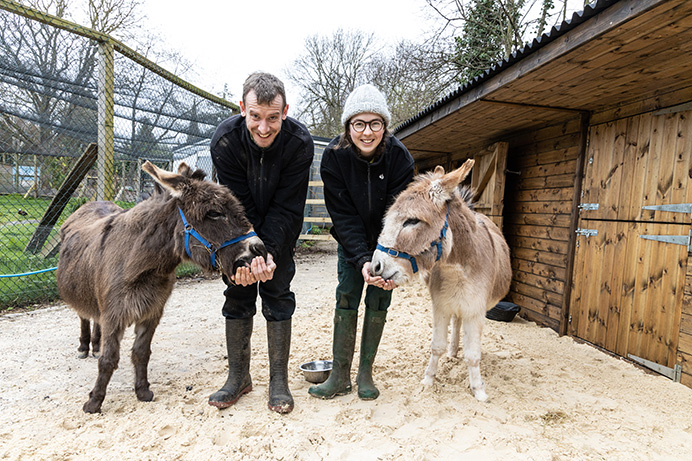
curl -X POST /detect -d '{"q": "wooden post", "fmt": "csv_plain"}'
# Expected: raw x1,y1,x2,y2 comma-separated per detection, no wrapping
24,143,98,254
97,40,115,201
560,112,591,336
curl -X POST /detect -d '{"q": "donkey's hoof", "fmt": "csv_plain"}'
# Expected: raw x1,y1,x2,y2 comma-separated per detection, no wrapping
77,351,89,359
82,400,102,414
136,389,154,402
472,389,488,402
421,376,434,387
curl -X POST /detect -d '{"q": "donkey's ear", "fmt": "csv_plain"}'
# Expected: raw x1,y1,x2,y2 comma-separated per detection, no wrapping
433,165,445,175
142,161,185,198
441,159,474,192
177,162,193,177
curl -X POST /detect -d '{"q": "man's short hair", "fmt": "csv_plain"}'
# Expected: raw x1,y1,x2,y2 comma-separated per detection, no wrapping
242,72,286,109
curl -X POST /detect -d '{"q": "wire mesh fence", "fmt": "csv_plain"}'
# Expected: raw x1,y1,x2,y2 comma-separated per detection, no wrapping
0,2,239,309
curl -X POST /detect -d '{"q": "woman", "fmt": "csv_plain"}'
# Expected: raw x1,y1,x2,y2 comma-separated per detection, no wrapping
309,84,414,400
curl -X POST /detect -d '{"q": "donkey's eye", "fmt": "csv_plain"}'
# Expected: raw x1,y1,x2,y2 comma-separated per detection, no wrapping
403,218,420,227
206,210,225,220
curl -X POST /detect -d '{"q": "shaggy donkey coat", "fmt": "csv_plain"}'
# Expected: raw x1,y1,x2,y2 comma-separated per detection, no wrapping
371,159,511,401
57,162,266,413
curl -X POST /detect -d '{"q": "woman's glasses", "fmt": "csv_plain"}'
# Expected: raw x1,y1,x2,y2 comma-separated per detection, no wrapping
350,119,384,132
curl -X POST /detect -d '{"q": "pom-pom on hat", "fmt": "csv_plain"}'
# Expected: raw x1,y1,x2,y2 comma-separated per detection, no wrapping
341,84,391,126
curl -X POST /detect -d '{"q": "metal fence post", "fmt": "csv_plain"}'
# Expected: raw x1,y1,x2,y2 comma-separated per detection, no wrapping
97,40,115,201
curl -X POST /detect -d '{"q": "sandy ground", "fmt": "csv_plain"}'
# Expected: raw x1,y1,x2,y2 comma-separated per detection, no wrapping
2,241,692,460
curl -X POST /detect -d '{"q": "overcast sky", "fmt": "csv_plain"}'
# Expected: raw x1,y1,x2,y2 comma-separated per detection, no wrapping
140,0,431,103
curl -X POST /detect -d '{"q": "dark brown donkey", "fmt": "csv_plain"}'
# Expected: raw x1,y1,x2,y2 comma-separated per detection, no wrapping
57,161,266,413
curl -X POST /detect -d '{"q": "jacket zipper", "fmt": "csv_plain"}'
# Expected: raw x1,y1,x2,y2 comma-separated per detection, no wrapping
367,164,372,216
259,151,265,209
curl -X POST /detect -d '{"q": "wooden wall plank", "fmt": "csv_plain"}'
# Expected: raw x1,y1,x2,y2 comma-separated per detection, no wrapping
512,247,568,268
507,291,561,328
505,234,569,254
504,223,571,242
512,270,564,295
510,187,574,202
511,258,567,282
505,201,573,217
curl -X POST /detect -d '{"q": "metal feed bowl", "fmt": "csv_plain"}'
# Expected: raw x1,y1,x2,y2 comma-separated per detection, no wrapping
299,360,333,383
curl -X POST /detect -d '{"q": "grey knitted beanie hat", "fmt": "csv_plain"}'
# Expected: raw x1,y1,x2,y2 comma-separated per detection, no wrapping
341,84,391,126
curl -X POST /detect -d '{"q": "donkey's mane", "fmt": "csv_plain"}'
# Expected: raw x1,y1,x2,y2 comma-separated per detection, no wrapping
456,185,476,210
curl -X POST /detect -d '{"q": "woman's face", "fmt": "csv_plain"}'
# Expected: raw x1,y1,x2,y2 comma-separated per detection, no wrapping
348,112,385,158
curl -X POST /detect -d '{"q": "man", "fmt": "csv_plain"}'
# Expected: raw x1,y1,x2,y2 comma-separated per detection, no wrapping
209,72,314,414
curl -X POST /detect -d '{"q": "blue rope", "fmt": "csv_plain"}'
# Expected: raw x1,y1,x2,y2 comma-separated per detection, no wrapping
0,267,57,278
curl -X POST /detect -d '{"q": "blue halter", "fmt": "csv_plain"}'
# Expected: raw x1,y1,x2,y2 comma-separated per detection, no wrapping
376,208,449,274
178,207,257,270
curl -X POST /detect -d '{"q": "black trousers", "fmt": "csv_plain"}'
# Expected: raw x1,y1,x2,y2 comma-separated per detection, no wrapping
222,246,296,322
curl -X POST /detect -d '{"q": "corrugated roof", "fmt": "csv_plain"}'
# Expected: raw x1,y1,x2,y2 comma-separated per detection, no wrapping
394,0,619,134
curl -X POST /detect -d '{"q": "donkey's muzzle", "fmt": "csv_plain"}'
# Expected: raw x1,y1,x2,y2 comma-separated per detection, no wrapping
230,238,268,274
250,240,268,260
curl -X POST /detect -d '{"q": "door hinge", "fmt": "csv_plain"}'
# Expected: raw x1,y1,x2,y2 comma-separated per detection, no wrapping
640,230,692,251
627,354,682,382
642,203,692,218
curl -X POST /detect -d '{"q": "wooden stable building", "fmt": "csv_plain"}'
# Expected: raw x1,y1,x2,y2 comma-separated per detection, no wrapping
394,0,692,386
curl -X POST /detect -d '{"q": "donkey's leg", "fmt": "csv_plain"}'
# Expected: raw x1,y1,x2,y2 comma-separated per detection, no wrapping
78,317,91,359
131,317,161,402
83,324,125,413
422,302,452,387
463,310,487,401
91,321,101,357
447,315,460,358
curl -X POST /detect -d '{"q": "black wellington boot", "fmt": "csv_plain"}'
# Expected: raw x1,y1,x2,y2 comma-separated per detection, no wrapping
308,308,358,399
356,309,387,400
208,317,253,409
267,319,294,414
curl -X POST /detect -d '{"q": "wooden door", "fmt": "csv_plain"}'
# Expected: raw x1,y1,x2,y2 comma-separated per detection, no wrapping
471,142,508,229
568,109,692,372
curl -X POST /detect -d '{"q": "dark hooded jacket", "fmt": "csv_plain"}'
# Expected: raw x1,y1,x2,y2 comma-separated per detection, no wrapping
320,134,414,270
210,114,314,261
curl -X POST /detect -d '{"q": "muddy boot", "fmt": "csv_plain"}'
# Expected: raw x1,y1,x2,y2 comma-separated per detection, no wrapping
208,317,253,409
308,308,358,399
356,309,387,400
267,319,294,414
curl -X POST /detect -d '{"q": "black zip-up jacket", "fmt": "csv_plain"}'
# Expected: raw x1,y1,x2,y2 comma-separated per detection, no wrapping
321,135,414,270
210,114,314,262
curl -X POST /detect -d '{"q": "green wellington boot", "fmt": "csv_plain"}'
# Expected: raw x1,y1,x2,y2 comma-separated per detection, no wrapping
208,317,253,408
308,308,358,399
267,319,294,414
356,309,387,400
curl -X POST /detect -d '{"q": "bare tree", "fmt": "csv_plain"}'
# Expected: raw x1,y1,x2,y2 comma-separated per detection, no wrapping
365,40,458,127
287,30,459,137
86,0,142,37
285,30,378,138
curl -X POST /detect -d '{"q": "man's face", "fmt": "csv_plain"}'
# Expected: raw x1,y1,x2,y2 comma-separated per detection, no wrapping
240,90,288,149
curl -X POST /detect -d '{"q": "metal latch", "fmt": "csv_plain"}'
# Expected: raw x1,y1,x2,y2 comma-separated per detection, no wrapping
578,203,599,211
628,354,682,382
576,228,598,237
